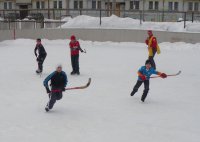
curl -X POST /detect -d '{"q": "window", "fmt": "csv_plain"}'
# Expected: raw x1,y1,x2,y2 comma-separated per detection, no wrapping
174,2,178,11
97,1,101,9
41,1,45,9
130,1,133,10
168,2,173,11
74,1,78,9
79,1,83,9
8,2,12,9
188,2,193,11
149,1,153,10
53,1,57,9
4,2,12,9
194,2,199,11
59,1,62,9
4,2,7,9
36,1,45,9
134,1,140,10
155,1,159,10
92,0,96,9
36,1,40,9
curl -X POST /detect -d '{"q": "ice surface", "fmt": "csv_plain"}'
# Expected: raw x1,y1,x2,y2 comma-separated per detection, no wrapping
0,39,199,142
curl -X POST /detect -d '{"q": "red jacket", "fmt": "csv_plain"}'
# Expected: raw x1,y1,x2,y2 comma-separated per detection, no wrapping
145,35,157,49
69,41,81,56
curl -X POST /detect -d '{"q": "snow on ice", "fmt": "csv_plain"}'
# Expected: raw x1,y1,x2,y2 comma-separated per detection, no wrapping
0,39,199,142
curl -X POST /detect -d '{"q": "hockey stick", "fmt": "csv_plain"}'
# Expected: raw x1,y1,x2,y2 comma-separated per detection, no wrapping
51,78,91,93
150,71,181,78
65,78,91,90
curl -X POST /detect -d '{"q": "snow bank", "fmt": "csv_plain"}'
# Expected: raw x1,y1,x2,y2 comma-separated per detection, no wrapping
61,15,200,33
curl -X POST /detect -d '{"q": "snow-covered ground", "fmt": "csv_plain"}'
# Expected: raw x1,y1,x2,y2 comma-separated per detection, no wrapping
0,39,200,142
61,15,200,33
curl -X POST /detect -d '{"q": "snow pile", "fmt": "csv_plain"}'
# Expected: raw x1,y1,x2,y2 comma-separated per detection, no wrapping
61,15,200,32
0,39,199,142
61,16,72,22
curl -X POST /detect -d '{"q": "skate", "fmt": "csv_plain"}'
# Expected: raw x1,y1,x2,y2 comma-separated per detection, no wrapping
36,69,42,74
76,71,80,75
45,106,49,112
71,71,75,75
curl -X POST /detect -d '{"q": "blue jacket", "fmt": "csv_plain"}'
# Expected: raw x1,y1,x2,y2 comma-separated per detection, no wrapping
43,71,68,89
138,66,158,81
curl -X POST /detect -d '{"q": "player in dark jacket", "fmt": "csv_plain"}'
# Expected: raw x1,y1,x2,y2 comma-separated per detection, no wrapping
130,60,167,102
43,65,68,112
34,38,47,73
69,35,84,75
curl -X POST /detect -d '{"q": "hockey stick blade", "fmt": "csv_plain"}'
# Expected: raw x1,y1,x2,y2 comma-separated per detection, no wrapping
150,71,181,78
65,78,91,90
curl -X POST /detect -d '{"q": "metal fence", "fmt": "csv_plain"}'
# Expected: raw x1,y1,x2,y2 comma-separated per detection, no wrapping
0,9,200,30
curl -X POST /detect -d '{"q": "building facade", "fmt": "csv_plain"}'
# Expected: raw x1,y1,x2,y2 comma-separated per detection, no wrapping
0,0,200,19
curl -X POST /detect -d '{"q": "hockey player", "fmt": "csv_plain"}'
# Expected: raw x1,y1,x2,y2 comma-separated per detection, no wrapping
34,38,47,73
69,35,84,75
43,65,68,112
130,60,167,102
145,30,161,69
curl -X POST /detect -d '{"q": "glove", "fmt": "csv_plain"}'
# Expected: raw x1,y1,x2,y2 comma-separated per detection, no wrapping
160,73,167,78
46,87,51,94
62,87,65,92
140,75,146,81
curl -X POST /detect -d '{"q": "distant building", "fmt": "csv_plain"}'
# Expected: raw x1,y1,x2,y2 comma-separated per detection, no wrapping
0,0,200,19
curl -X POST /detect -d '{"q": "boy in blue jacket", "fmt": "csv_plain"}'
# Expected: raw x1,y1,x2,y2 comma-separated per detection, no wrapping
130,60,167,102
43,64,68,112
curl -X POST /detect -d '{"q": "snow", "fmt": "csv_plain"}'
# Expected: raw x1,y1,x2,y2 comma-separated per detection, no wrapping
61,15,200,33
0,39,200,142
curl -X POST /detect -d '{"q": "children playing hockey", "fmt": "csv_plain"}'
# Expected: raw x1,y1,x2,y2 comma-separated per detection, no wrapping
130,60,167,102
69,35,84,75
43,65,68,112
145,30,161,69
34,38,47,74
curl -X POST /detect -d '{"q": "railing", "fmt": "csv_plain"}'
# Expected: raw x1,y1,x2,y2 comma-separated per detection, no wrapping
0,9,200,30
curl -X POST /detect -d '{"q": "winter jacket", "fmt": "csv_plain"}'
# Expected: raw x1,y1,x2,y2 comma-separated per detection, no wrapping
69,41,83,56
34,44,47,58
137,66,161,81
43,71,68,90
145,35,161,56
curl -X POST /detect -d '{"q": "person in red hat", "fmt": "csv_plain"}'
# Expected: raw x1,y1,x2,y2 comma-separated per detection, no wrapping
69,35,84,75
145,30,161,69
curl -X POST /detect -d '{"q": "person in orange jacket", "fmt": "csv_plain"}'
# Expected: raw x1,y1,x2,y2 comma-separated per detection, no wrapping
145,30,161,69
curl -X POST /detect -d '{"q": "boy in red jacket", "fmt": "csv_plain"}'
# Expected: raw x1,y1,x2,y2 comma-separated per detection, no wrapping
69,35,84,75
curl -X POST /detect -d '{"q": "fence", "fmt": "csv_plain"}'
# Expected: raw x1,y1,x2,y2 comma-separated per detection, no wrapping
0,9,200,30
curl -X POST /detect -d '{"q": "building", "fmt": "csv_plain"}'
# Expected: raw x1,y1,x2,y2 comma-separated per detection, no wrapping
0,0,200,20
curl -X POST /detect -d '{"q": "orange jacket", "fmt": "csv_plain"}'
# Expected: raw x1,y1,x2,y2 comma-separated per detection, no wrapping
145,36,161,56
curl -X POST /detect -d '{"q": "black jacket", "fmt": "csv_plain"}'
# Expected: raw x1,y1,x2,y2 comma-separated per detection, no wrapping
34,44,47,58
44,71,68,90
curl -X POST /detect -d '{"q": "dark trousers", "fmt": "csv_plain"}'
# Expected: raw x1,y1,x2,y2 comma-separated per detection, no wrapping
131,80,150,102
148,48,157,70
38,54,46,71
47,91,63,109
71,55,79,73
